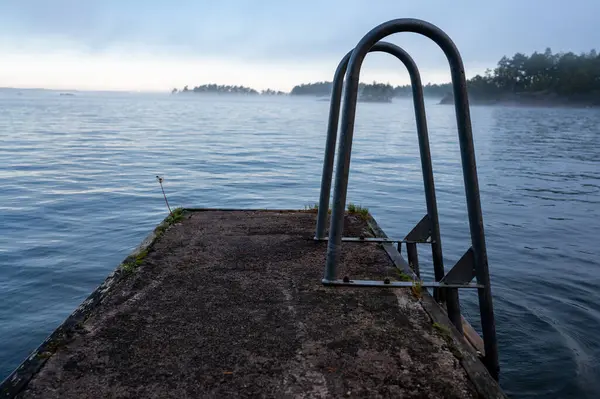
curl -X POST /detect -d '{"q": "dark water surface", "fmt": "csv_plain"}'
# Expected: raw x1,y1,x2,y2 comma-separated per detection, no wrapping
1,92,599,398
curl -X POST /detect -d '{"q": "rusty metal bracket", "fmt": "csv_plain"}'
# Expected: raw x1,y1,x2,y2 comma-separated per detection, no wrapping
404,215,431,242
440,247,476,285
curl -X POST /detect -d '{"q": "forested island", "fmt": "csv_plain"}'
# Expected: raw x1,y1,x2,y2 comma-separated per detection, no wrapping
172,84,286,96
172,49,600,106
358,82,394,102
290,81,449,98
290,48,600,107
172,82,397,102
290,81,395,102
440,48,600,106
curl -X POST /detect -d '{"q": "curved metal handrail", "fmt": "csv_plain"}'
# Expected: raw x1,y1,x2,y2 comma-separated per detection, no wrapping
323,18,499,378
314,40,455,324
316,42,437,246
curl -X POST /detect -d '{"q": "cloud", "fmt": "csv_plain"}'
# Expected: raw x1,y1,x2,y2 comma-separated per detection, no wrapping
1,0,599,90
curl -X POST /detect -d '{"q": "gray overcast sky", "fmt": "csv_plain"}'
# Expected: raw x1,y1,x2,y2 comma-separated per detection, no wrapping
0,0,598,91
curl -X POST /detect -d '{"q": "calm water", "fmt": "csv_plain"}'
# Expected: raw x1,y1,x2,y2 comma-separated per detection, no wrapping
1,91,599,398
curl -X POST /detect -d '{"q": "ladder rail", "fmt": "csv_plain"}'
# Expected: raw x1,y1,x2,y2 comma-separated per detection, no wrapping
322,18,499,380
314,40,460,330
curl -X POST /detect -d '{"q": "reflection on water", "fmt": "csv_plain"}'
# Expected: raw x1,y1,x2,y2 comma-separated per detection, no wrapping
0,92,599,398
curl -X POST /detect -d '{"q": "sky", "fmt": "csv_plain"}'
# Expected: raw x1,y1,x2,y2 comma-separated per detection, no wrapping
0,0,599,92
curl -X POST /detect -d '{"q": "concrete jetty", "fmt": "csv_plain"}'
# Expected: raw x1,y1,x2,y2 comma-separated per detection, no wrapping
1,209,505,398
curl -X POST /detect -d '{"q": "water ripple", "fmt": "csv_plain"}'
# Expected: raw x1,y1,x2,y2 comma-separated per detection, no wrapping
0,93,599,398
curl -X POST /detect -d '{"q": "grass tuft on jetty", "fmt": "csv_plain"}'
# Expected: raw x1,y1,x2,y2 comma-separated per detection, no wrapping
347,203,369,220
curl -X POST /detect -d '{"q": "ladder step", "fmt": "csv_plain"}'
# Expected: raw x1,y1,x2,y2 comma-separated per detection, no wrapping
315,237,431,244
322,279,483,289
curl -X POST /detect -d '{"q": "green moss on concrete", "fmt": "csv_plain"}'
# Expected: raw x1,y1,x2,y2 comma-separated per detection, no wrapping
411,280,423,299
396,270,414,282
121,248,151,275
166,207,185,224
433,322,464,360
433,322,451,337
154,207,185,236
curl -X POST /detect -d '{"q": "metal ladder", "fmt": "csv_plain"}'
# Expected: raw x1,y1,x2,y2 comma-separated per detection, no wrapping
314,18,499,380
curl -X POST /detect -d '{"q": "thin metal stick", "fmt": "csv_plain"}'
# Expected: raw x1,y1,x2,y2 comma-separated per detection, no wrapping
156,176,173,216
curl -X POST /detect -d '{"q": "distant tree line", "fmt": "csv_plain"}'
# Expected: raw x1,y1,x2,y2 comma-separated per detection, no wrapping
392,83,451,98
360,82,394,102
289,80,450,98
464,48,600,103
260,89,287,96
290,48,600,105
173,84,258,95
172,84,286,96
172,49,600,105
290,81,396,102
289,81,333,96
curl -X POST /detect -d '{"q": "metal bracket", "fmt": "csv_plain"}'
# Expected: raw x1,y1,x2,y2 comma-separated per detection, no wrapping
322,279,483,289
440,247,476,285
404,215,432,242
